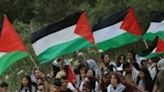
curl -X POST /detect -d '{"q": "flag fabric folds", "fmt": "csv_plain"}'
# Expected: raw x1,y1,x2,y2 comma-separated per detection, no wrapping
31,11,94,64
0,16,28,75
145,37,164,59
93,7,142,51
143,11,164,41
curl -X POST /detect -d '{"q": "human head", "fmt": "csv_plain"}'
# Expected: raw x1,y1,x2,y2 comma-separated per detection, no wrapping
86,69,95,78
34,68,40,79
127,51,136,62
139,67,151,80
37,84,45,92
21,75,32,87
148,58,154,65
101,54,110,64
78,63,87,74
61,76,68,91
141,60,147,67
117,55,126,64
109,73,121,87
82,81,91,92
0,82,8,92
51,78,62,92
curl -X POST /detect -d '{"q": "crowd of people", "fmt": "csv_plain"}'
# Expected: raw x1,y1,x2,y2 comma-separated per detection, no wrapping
0,51,164,92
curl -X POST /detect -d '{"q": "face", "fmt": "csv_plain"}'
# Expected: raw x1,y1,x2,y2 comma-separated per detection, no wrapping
82,82,91,92
148,59,153,65
104,55,109,63
119,56,125,64
22,77,28,86
110,75,118,86
51,85,61,92
0,87,8,92
139,71,145,79
61,80,67,91
80,67,86,74
34,69,40,79
103,77,108,83
37,85,45,92
127,52,133,60
87,70,94,77
82,86,90,92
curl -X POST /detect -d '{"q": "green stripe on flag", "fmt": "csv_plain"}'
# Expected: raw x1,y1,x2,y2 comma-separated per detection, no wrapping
0,51,28,75
145,53,164,59
143,31,164,41
38,37,92,64
97,32,140,51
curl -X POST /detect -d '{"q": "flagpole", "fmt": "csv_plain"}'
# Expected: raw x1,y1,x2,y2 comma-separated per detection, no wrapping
142,39,149,49
29,55,41,72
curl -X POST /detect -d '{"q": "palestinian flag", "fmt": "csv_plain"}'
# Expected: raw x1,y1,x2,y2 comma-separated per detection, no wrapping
93,7,142,51
145,37,164,59
0,16,28,75
143,11,164,41
31,11,94,64
137,37,158,56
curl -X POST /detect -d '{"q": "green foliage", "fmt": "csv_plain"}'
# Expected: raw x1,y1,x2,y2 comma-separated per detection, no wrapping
0,0,164,91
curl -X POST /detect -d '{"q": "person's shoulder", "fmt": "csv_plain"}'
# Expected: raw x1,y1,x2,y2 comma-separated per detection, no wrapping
118,83,126,89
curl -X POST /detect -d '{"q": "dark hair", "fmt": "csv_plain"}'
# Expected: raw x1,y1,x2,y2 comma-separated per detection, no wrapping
101,54,105,61
75,63,87,74
37,83,45,90
53,78,62,87
109,73,121,84
19,75,33,92
87,69,97,90
123,62,130,70
0,82,8,88
61,76,67,80
87,69,96,77
137,67,153,91
128,50,136,61
131,61,140,70
101,54,109,63
117,55,126,67
83,81,92,91
34,68,39,74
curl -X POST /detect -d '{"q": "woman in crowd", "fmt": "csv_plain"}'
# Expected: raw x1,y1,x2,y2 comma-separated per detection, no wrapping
19,75,36,92
116,55,126,68
137,67,153,92
147,59,157,80
99,74,109,92
100,54,116,75
75,63,87,88
107,73,126,92
79,69,101,92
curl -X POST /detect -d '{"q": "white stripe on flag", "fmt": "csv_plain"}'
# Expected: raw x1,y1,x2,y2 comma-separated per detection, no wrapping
0,52,6,58
32,25,80,55
147,21,164,33
93,22,126,43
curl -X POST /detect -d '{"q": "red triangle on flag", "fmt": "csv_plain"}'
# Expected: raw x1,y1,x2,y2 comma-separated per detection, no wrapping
120,7,142,36
67,64,76,84
0,16,27,52
74,11,95,44
156,38,164,53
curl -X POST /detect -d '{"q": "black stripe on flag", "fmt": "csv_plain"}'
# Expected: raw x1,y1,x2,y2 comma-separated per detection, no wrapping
93,8,128,31
150,11,164,22
31,11,83,43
